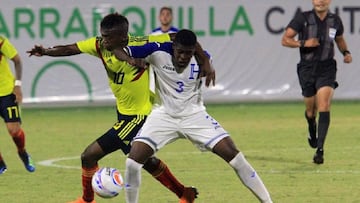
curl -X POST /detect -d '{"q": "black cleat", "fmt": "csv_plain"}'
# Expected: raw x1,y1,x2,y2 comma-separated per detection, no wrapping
313,149,324,164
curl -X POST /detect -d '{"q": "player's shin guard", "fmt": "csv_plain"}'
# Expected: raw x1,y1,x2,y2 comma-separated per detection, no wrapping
125,158,143,203
229,152,272,203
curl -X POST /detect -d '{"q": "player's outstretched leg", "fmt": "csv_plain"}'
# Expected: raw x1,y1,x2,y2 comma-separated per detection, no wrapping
143,157,198,202
229,152,272,203
213,137,272,203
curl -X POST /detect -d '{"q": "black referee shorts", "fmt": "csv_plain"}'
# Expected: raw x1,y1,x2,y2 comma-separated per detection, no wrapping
297,59,337,97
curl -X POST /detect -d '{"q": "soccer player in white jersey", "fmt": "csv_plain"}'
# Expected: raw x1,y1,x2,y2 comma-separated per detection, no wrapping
118,29,273,203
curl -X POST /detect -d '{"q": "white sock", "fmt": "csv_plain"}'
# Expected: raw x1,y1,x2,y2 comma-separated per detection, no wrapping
125,158,143,203
229,152,272,203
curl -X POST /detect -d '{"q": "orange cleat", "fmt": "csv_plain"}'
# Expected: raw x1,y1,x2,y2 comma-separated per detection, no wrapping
179,187,198,203
67,197,96,203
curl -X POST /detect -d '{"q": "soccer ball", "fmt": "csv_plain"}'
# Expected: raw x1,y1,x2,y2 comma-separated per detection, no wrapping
91,167,124,198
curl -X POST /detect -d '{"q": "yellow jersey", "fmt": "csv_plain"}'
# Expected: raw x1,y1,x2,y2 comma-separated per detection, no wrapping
0,36,17,96
76,34,171,115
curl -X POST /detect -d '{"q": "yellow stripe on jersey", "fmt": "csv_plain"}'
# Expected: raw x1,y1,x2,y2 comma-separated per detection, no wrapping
117,115,145,139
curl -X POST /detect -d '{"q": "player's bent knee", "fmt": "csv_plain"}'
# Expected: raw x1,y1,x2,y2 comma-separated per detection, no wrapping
142,156,160,173
213,137,240,162
128,141,155,164
81,144,105,166
8,127,22,137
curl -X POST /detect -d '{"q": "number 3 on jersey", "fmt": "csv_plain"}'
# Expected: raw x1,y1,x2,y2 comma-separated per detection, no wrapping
175,81,185,93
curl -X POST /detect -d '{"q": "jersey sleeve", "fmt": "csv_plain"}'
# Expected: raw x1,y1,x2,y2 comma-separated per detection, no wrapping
76,37,98,56
335,15,344,36
286,12,306,33
126,42,172,58
148,33,171,43
0,36,18,59
126,42,162,58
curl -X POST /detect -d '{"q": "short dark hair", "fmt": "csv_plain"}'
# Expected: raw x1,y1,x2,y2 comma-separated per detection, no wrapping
174,29,197,46
100,13,129,30
160,6,173,14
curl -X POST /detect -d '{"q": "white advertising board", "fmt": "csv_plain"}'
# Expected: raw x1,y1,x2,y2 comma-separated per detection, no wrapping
1,0,359,105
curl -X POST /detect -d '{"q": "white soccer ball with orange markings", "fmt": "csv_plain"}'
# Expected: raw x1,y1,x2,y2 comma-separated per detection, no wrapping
91,167,124,198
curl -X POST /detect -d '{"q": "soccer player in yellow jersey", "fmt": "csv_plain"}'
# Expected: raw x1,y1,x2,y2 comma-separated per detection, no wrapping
0,35,35,174
27,13,212,203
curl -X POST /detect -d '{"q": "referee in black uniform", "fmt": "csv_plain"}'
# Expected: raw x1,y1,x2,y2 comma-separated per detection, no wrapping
281,0,352,164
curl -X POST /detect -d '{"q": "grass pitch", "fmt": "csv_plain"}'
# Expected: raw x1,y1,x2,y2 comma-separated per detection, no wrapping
0,101,359,203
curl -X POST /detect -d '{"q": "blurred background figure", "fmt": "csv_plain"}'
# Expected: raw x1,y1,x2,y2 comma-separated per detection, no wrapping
0,35,35,174
151,6,179,35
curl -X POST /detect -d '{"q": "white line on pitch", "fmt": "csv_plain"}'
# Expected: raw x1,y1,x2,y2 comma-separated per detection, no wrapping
37,155,360,174
37,156,80,169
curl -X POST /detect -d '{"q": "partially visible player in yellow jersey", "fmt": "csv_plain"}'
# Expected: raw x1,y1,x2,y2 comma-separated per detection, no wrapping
0,36,35,174
27,13,212,203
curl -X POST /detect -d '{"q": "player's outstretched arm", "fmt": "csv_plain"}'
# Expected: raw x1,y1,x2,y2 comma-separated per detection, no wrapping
113,48,147,69
27,44,81,57
194,43,215,87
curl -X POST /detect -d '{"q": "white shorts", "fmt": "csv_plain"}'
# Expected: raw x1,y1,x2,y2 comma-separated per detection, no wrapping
133,108,229,152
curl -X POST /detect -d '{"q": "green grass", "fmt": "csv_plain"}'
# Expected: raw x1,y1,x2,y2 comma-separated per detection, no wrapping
0,101,360,203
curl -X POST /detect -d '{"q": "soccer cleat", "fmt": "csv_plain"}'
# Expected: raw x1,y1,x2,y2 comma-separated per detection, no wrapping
313,148,324,164
307,134,317,149
0,165,7,174
67,197,96,203
179,187,198,203
18,151,35,172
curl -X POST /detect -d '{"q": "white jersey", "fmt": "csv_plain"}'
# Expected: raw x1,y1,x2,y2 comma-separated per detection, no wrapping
126,42,205,117
148,28,178,94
